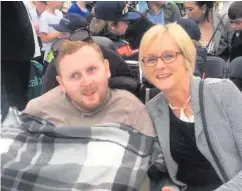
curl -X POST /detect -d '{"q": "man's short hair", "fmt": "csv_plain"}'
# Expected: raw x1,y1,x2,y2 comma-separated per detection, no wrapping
228,2,242,20
55,40,104,74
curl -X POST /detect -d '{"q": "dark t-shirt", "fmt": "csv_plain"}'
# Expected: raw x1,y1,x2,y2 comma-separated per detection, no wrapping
169,108,222,189
230,32,242,62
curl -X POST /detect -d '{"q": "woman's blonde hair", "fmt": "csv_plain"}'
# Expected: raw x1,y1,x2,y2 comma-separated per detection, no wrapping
139,23,196,75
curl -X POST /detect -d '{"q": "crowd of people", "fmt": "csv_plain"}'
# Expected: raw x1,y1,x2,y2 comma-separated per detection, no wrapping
1,1,242,191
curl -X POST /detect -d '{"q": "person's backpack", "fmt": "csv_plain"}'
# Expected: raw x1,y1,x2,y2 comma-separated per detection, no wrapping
27,60,44,101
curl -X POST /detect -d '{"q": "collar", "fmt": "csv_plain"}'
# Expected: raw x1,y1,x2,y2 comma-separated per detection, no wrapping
64,88,112,117
147,8,163,16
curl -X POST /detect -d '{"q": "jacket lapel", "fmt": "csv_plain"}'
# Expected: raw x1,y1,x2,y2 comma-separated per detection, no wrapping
153,94,185,186
190,77,204,139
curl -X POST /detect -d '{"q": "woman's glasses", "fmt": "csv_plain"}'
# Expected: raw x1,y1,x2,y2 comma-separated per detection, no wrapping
142,52,181,67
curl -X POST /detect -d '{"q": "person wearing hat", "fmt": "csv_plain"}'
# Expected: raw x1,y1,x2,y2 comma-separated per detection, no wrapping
176,18,207,77
90,1,153,55
44,13,88,65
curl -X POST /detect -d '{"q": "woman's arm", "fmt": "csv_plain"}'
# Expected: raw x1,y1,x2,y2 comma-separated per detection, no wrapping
215,80,242,190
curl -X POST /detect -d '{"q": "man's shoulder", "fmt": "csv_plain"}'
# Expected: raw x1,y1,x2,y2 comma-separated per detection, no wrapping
23,87,63,114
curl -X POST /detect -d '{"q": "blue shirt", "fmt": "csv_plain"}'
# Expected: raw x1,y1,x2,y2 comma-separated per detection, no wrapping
68,3,90,18
146,9,165,25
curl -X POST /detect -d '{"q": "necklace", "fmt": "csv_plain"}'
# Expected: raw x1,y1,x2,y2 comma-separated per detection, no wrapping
169,96,191,110
169,96,194,123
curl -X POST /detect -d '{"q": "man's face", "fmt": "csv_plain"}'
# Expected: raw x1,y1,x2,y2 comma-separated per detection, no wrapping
230,18,242,32
56,46,111,112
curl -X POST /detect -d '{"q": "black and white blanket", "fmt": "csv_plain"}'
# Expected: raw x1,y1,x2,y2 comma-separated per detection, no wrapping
1,114,160,191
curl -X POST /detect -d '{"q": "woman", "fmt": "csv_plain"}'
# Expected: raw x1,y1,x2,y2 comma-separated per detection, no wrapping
139,24,242,191
184,1,233,60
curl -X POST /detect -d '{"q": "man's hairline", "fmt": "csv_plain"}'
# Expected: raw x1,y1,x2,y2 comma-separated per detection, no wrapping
57,45,105,76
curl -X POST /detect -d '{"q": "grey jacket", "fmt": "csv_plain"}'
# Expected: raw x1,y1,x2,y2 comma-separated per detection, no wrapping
147,77,242,191
144,2,181,24
210,12,233,60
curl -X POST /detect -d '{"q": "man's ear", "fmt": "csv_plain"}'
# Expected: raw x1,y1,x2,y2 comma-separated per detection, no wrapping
104,59,111,79
56,75,66,92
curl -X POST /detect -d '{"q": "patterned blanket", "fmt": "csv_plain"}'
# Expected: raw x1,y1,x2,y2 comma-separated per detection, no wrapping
1,114,159,191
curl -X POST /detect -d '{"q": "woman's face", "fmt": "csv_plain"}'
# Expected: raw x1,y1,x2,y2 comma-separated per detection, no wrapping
141,34,189,93
185,1,203,22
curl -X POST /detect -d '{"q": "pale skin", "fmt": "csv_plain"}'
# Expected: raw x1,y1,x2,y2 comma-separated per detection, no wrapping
56,45,111,112
142,33,193,119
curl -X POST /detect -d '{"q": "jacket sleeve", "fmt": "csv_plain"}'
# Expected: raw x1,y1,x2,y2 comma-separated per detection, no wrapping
170,3,181,22
149,140,180,191
215,80,242,190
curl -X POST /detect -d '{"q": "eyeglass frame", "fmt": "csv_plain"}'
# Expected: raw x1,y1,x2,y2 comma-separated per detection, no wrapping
141,52,182,67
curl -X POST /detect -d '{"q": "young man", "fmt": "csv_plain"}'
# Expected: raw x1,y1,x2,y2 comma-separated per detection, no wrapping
1,41,179,191
39,1,63,59
228,1,242,61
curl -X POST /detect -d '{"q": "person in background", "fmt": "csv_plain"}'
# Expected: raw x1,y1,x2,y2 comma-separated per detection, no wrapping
90,1,153,58
143,1,181,25
26,1,47,34
176,18,207,77
68,1,91,19
39,1,63,60
228,1,242,61
140,23,242,191
90,1,142,57
44,13,88,66
185,1,233,61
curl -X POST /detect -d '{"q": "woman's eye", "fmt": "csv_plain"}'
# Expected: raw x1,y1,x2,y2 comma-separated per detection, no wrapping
147,56,157,63
163,54,175,60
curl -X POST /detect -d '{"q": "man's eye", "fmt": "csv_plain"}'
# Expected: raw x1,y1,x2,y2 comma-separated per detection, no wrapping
70,73,80,79
87,66,97,73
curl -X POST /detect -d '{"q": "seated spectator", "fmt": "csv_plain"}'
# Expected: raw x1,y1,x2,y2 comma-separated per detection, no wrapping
139,23,242,191
90,1,153,55
228,1,242,61
68,1,91,20
1,41,172,191
176,18,207,77
185,1,233,61
39,1,63,60
143,1,181,24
